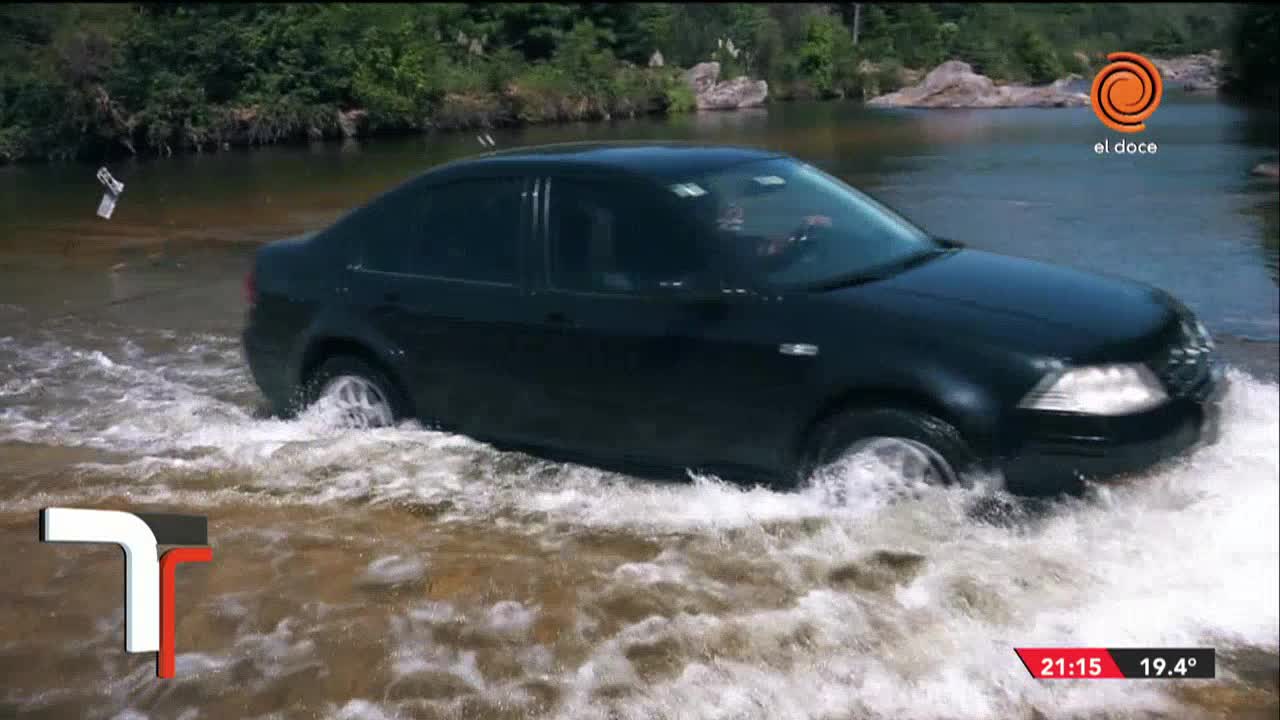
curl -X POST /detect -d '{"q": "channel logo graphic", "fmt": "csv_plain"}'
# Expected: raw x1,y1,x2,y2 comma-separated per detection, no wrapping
39,508,213,678
1091,51,1163,133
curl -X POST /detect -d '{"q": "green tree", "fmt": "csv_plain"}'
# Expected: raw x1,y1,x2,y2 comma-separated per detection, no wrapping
953,6,1015,79
891,4,944,69
1225,4,1280,104
1013,26,1063,84
1146,21,1189,56
797,13,840,97
553,19,615,96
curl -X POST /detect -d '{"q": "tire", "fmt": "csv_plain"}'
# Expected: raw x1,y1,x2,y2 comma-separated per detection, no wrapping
801,407,980,499
302,355,409,429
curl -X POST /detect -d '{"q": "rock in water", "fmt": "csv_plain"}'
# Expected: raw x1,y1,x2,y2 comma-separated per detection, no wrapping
1251,162,1279,179
1152,52,1224,92
337,108,368,138
682,61,770,111
682,61,721,96
867,60,1088,109
698,77,769,110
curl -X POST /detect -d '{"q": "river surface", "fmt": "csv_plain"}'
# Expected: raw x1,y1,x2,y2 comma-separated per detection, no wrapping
0,97,1277,720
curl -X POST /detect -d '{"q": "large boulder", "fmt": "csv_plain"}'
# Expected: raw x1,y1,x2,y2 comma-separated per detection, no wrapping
1151,51,1223,92
682,61,769,110
867,60,1088,109
683,62,722,96
697,76,769,110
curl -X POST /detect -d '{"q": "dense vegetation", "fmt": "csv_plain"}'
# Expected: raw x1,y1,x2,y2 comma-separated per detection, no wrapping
1222,4,1280,105
0,3,1263,164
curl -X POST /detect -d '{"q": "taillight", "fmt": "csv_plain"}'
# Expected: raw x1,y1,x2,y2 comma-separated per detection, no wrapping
244,269,257,306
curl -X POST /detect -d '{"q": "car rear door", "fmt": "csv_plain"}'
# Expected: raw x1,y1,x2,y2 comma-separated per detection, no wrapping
349,174,540,441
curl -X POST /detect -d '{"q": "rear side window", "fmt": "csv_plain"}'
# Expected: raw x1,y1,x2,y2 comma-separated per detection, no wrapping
547,177,709,295
363,177,523,284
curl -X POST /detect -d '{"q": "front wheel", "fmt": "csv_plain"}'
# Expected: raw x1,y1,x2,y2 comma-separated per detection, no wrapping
302,356,407,429
803,407,979,503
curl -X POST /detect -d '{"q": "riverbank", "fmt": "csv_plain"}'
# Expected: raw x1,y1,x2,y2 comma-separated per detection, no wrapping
7,4,1271,166
0,65,697,164
4,51,1246,168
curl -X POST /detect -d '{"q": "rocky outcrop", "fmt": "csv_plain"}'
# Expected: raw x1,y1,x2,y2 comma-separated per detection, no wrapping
1152,51,1223,92
867,60,1089,109
337,108,368,138
697,76,769,110
857,60,923,88
682,61,769,111
683,62,721,96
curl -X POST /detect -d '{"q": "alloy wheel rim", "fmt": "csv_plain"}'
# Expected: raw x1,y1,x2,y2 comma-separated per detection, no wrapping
850,436,958,487
821,436,958,505
320,375,395,429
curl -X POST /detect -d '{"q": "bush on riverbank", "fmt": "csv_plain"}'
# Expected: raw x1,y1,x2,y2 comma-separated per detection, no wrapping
1221,5,1280,105
0,3,1249,164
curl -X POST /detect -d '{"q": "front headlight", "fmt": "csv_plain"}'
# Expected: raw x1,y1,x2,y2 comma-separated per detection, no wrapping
1018,363,1169,415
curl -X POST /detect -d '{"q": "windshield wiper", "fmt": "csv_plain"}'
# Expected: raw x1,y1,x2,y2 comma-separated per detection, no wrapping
802,247,954,292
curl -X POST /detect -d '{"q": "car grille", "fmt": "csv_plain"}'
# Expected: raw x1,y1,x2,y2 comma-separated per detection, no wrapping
1146,317,1217,401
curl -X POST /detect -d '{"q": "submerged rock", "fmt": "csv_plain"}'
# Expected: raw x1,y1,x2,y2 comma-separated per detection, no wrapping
867,60,1088,109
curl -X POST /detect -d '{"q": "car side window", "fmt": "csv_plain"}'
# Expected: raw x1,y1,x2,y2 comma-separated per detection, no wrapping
364,178,523,284
547,177,710,295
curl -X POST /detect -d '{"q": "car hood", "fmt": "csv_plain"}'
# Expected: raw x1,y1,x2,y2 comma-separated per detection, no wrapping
834,249,1178,358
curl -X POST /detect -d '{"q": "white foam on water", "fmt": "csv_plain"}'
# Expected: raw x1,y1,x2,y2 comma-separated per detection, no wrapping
407,601,460,625
484,600,540,639
328,700,400,720
3,328,1277,719
359,555,428,589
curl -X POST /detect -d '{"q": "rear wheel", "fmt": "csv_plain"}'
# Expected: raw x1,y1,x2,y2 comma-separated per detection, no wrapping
803,407,979,503
303,355,407,429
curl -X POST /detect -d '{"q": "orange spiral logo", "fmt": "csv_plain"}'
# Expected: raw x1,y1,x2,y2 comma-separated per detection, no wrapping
1091,52,1163,133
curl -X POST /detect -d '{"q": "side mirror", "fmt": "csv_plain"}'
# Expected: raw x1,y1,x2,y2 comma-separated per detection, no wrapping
935,236,965,249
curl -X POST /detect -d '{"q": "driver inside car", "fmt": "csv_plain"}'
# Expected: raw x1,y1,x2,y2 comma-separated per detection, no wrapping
716,200,833,262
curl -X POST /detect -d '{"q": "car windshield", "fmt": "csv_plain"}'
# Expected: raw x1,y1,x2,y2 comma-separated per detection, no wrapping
671,157,939,290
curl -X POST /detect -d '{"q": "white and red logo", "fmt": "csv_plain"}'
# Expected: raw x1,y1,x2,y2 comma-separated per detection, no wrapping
39,508,213,678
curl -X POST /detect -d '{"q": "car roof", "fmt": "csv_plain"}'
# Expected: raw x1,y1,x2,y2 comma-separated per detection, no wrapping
435,141,789,181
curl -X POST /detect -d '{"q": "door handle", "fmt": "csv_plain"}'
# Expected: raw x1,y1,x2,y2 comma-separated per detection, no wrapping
383,291,401,304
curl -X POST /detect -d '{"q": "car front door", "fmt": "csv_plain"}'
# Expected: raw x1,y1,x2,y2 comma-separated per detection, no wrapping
522,174,808,477
349,175,540,442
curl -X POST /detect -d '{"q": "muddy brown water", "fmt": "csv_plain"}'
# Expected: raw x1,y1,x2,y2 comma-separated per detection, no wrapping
1,98,1277,719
